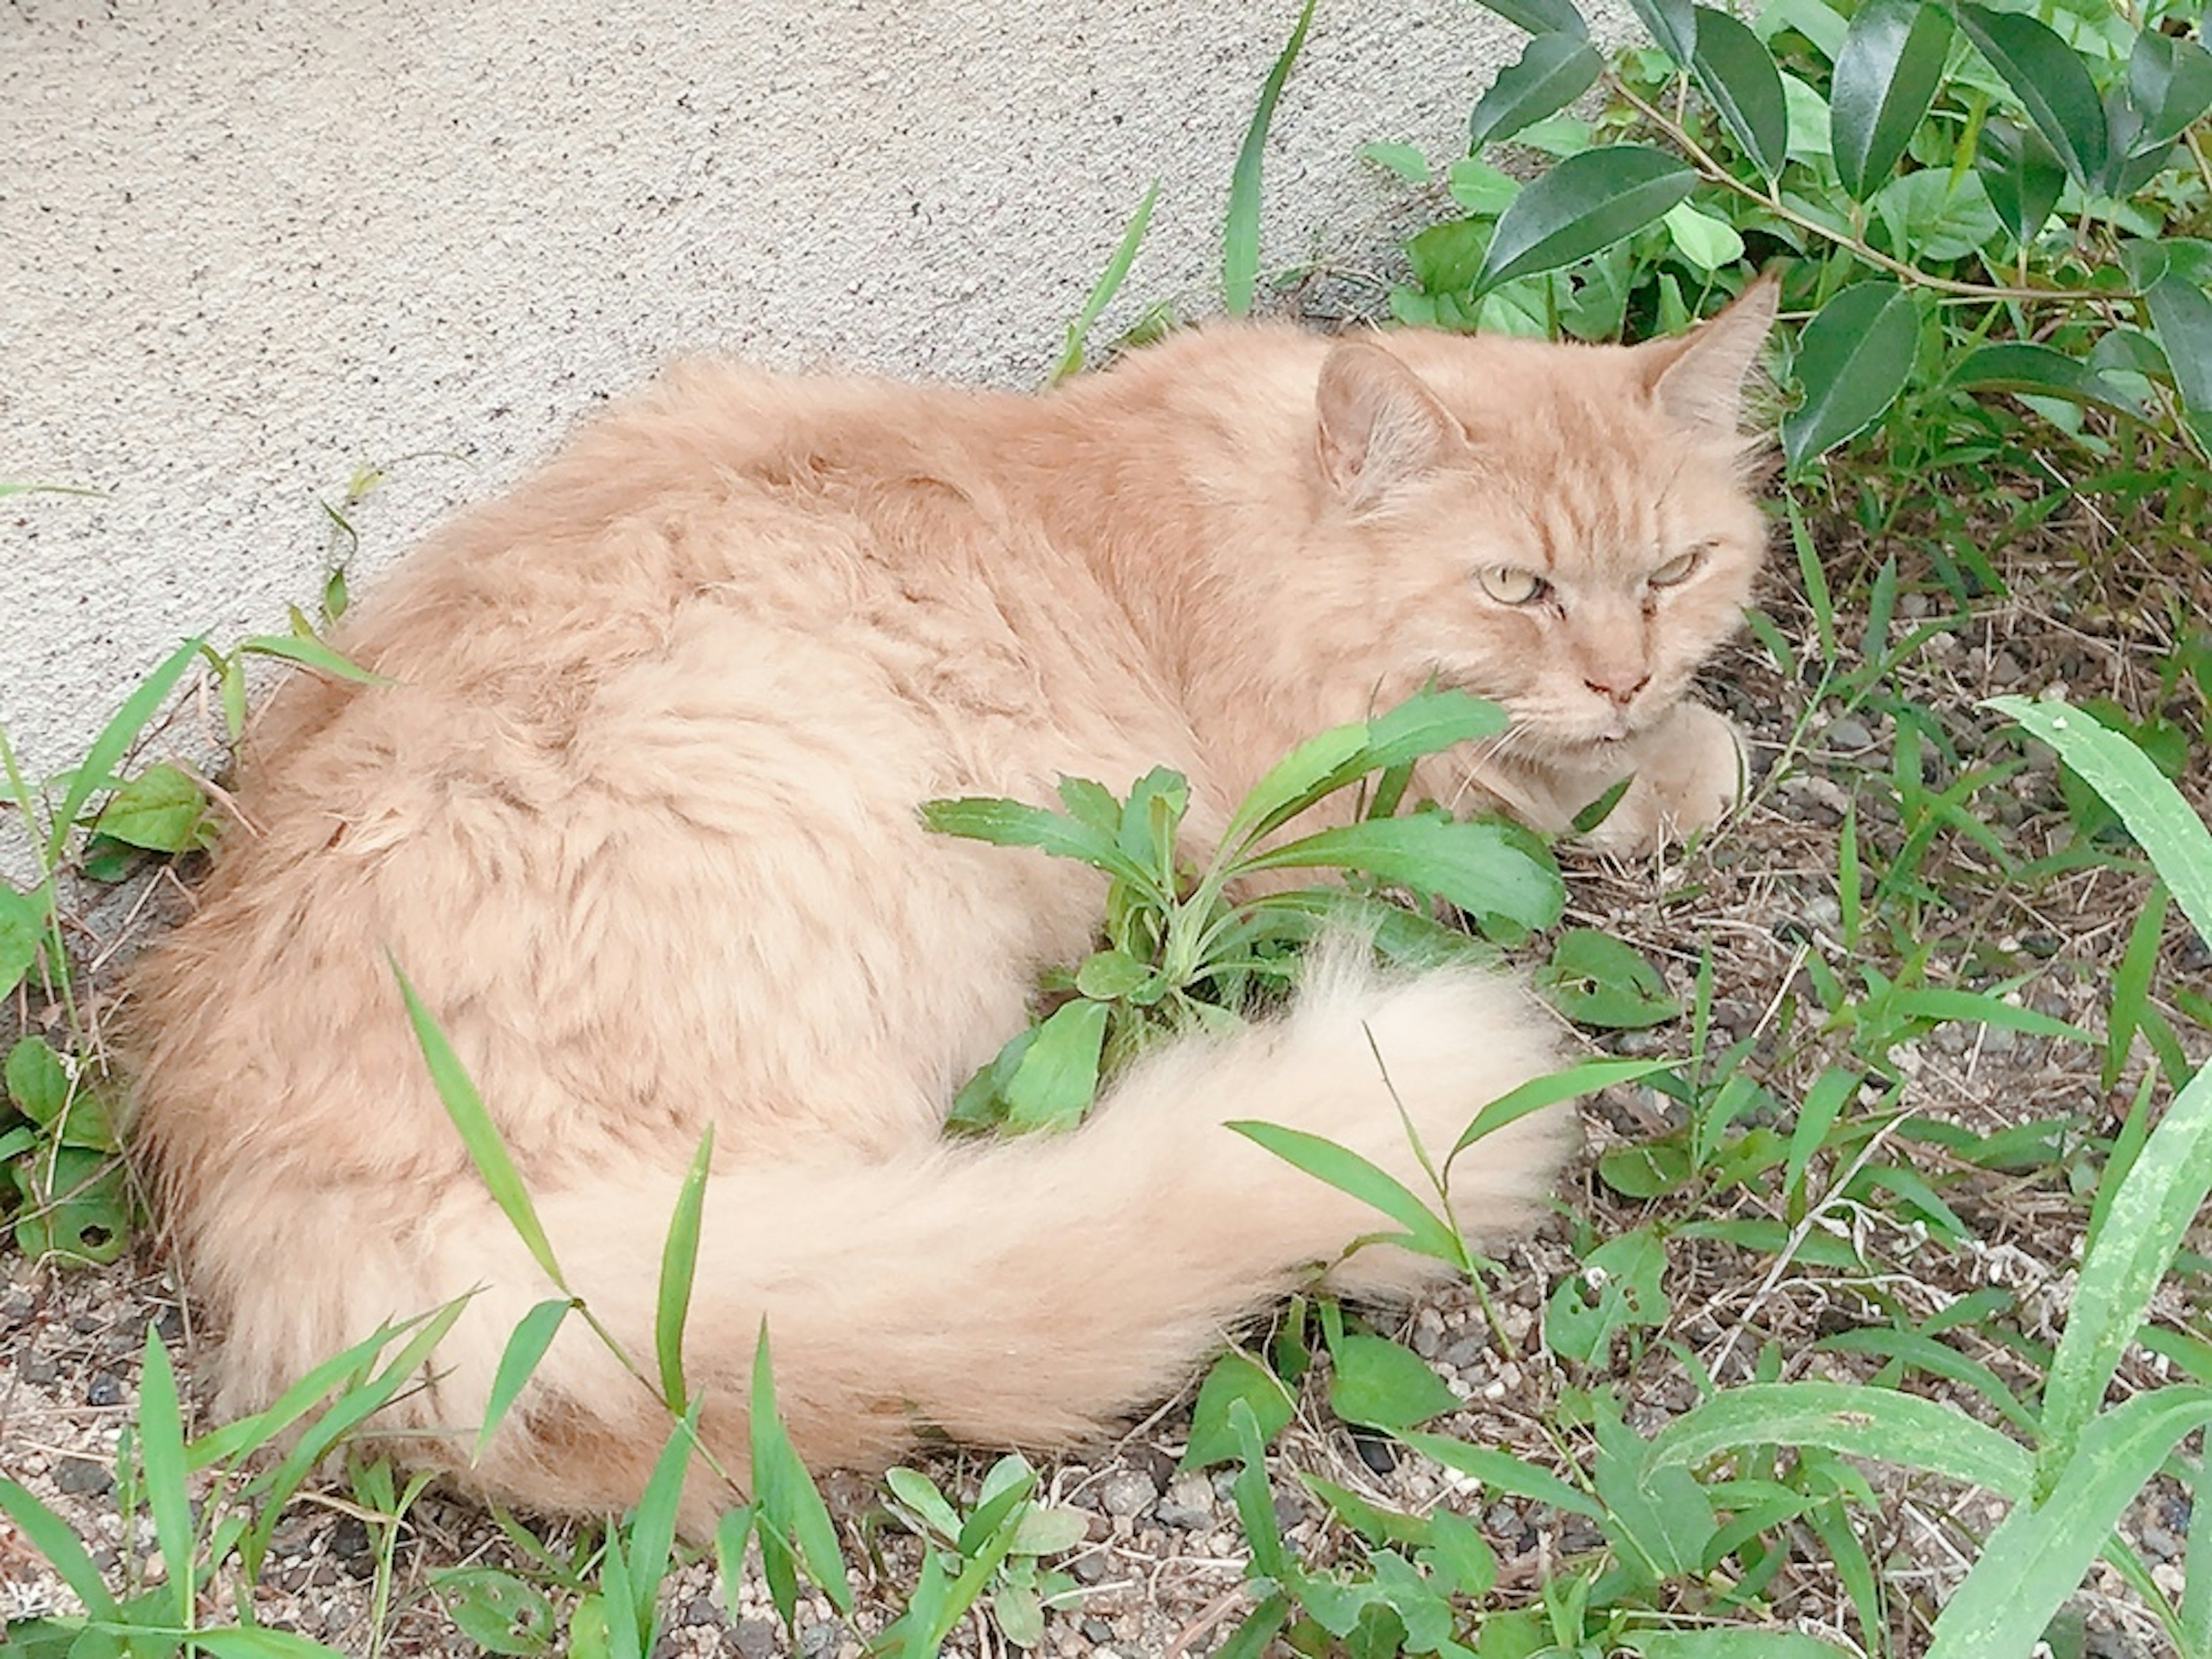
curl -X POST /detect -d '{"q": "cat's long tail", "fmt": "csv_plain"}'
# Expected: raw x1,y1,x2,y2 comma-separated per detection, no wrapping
223,951,1573,1524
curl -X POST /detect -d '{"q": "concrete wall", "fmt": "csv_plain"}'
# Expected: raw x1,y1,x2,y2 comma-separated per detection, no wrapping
3,0,1601,779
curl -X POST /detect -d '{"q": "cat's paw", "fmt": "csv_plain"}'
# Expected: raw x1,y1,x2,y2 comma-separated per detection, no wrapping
1582,700,1745,852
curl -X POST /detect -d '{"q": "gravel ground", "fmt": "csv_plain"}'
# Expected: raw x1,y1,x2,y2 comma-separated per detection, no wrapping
4,503,2210,1656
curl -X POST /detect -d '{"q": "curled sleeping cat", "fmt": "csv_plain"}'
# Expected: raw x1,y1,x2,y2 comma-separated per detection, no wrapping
126,278,1776,1524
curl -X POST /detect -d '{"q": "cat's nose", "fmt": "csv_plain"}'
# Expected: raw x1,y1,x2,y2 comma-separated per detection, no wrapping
1585,674,1649,709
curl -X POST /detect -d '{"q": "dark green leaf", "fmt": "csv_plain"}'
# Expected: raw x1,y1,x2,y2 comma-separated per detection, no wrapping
1959,4,2111,189
1407,221,1492,296
1949,342,2142,415
2129,31,2212,153
1469,34,1604,149
1597,1134,1695,1198
6,1036,71,1128
1242,815,1563,934
1466,0,1589,39
1536,928,1680,1028
1781,281,1918,467
1475,146,1697,293
11,1147,130,1264
441,1570,557,1656
1627,0,1697,67
1691,7,1789,181
89,762,207,853
1975,118,2067,247
1002,999,1110,1131
1830,0,1953,200
1329,1334,1458,1431
1224,0,1315,315
2143,272,2212,415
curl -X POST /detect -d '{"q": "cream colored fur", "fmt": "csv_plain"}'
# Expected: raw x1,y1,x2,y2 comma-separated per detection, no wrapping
124,285,1775,1522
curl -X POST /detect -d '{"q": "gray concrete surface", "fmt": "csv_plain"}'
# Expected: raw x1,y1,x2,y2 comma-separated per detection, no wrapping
3,0,1615,781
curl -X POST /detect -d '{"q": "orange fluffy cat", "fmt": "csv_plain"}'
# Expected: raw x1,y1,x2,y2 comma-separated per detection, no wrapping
126,280,1775,1522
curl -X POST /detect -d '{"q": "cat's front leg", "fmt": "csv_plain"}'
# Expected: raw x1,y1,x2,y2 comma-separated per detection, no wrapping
1577,698,1747,852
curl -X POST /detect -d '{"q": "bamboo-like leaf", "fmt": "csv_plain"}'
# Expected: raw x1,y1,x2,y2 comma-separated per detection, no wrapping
237,632,389,685
1622,1633,1857,1657
394,960,566,1290
1052,179,1160,383
1224,0,1315,316
51,637,204,866
191,1308,456,1472
192,1632,357,1658
138,1327,196,1635
1228,1119,1463,1263
1781,281,1918,467
1469,33,1604,149
1395,1430,1605,1518
1691,6,1789,182
748,1324,854,1619
1448,1058,1665,1164
1830,0,1955,200
625,1403,701,1656
656,1126,715,1412
1644,1381,2033,1497
1475,145,1696,293
0,1478,122,1621
1959,4,2111,188
474,1298,573,1460
1466,0,1588,38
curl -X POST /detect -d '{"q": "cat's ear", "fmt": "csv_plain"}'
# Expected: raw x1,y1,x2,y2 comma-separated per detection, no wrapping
1640,273,1779,437
1315,340,1463,506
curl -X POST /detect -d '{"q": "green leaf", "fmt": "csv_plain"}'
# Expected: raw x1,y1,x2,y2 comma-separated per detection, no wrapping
11,1147,130,1263
1445,158,1520,216
1626,0,1697,67
748,1323,854,1620
1622,1632,1858,1657
1224,0,1315,316
441,1569,557,1655
1595,1397,1715,1581
1475,146,1697,293
0,1479,122,1622
1328,1334,1459,1431
474,1298,572,1460
1829,0,1954,201
1449,1057,1664,1164
6,1036,71,1128
1395,1430,1604,1518
0,881,46,998
1975,118,2067,248
1781,281,1918,468
1242,815,1563,934
1228,1118,1463,1263
921,797,1152,889
1949,342,2142,416
1691,6,1789,181
237,632,388,684
1660,200,1745,274
1870,168,2003,263
1958,4,2110,190
626,1404,700,1656
1644,1380,2034,1497
1469,33,1604,149
1465,0,1588,39
1546,1229,1668,1364
1002,998,1111,1131
655,1126,714,1412
1182,1350,1298,1469
2129,31,2212,154
1597,1134,1694,1199
89,762,207,853
395,961,566,1289
138,1327,195,1634
2142,272,2212,416
51,637,204,868
1359,141,1430,183
1536,929,1680,1028
1052,179,1158,382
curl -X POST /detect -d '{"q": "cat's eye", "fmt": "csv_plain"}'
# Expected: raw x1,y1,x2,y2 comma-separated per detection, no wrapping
1649,548,1705,588
1478,565,1547,605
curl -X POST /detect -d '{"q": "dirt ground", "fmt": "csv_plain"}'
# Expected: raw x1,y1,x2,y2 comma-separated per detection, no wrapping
3,498,2210,1656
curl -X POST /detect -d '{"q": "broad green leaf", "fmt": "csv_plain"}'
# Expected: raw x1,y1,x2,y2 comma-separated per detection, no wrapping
749,1324,854,1619
1468,33,1604,149
475,1298,572,1459
1661,199,1745,272
1228,1118,1463,1263
1926,1388,2212,1658
1009,1500,1090,1555
1781,281,1918,467
1644,1381,2034,1497
1396,1431,1604,1518
1445,157,1520,215
1949,342,2142,415
51,637,204,868
1474,145,1697,294
138,1328,195,1634
11,1146,129,1263
441,1569,557,1655
885,1466,963,1540
1691,6,1789,181
1975,118,2067,248
396,961,566,1289
1959,4,2110,189
1871,168,2003,263
1830,0,1954,200
237,632,388,684
1074,948,1151,999
1598,1133,1694,1198
1224,0,1315,316
1182,1350,1297,1469
1595,1399,1715,1581
655,1126,715,1412
1002,998,1110,1131
1627,0,1697,67
90,762,207,853
1546,1228,1668,1363
0,881,45,997
1449,1057,1664,1164
1329,1333,1459,1430
1242,815,1563,934
2129,31,2212,154
1536,928,1680,1028
6,1036,71,1128
2143,272,2212,416
921,797,1150,888
1407,220,1493,296
1466,0,1589,39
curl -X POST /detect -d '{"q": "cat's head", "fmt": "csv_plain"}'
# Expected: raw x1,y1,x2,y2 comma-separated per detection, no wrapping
1309,278,1777,752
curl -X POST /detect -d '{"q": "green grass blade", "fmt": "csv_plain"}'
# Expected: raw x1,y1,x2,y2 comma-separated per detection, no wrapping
1644,1381,2033,1497
1224,0,1315,315
190,1310,449,1472
392,959,566,1289
474,1298,573,1460
236,632,390,685
1927,1387,2212,1658
1448,1058,1666,1165
1396,1430,1604,1519
656,1126,714,1412
0,1476,123,1621
919,797,1155,891
1052,179,1159,382
1226,1119,1463,1263
1815,1327,2037,1436
1241,815,1564,934
190,1631,356,1658
624,1403,701,1658
748,1323,854,1619
137,1327,196,1635
50,637,204,867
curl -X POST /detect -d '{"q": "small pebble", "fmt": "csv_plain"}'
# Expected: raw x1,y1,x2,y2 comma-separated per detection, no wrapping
54,1455,113,1496
1097,1469,1156,1519
1826,717,1873,750
18,1349,60,1386
732,1619,779,1659
86,1371,125,1407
